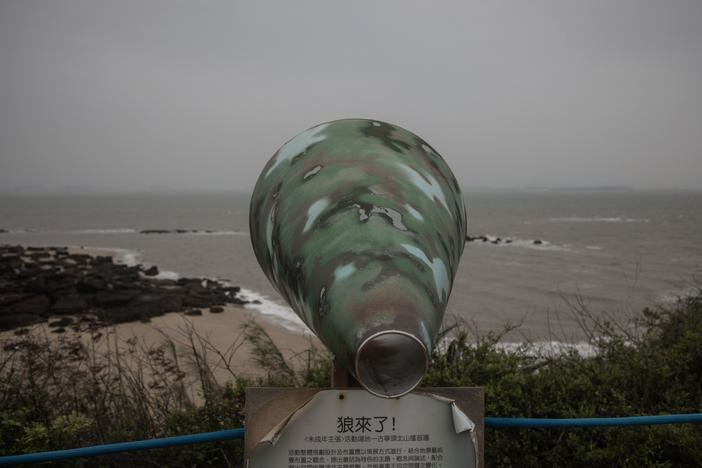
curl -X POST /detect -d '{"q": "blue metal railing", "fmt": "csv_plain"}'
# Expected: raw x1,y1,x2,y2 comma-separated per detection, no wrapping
2,414,702,466
0,428,244,466
484,413,702,428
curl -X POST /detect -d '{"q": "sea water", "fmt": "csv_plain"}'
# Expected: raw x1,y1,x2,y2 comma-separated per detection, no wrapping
1,190,700,342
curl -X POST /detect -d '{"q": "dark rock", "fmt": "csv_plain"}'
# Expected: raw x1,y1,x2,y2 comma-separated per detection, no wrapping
29,252,51,260
177,278,201,287
25,277,48,294
18,266,43,280
94,291,136,308
252,300,262,305
0,314,41,331
152,279,177,287
0,293,30,307
0,228,7,233
533,239,543,245
97,307,143,324
76,276,106,293
49,317,74,328
0,245,247,330
154,295,184,312
13,328,30,336
45,273,79,293
68,254,91,265
111,278,143,290
51,327,66,334
0,262,16,276
139,229,170,234
8,295,51,316
51,294,88,315
182,295,214,307
185,284,211,296
4,256,23,269
132,293,164,304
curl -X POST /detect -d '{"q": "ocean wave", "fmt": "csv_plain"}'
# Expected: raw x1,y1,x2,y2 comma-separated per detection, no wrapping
506,238,573,252
549,217,650,223
73,228,139,234
66,245,181,280
137,229,247,236
238,288,306,331
62,245,140,266
3,228,249,236
71,247,302,329
187,230,249,236
0,228,37,234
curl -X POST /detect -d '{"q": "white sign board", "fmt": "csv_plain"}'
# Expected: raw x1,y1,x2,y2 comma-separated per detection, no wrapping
248,389,476,468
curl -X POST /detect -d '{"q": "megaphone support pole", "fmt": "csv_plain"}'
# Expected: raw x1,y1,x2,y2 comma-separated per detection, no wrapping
331,361,361,388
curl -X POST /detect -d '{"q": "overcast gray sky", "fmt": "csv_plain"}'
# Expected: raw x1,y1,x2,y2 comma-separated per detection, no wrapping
1,0,701,193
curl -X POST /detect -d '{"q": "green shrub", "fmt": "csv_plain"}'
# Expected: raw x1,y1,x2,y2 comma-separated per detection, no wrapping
1,292,701,466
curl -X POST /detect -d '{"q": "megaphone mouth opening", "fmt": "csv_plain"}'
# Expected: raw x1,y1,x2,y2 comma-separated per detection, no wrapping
354,330,428,399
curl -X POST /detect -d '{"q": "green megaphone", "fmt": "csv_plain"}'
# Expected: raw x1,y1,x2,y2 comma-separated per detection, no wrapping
250,119,467,398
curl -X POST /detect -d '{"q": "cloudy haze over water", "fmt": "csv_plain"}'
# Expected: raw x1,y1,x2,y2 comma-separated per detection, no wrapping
1,1,701,194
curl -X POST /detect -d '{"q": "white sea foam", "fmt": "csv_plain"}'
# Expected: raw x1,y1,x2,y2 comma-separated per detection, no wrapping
508,239,573,252
67,246,302,328
73,228,139,234
14,228,248,236
111,248,140,266
186,230,249,236
155,270,180,280
69,245,181,280
496,341,598,358
238,288,306,331
472,234,573,252
65,245,140,266
549,217,650,223
657,287,700,304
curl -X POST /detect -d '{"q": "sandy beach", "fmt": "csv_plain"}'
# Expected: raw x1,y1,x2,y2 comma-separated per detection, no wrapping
1,245,323,394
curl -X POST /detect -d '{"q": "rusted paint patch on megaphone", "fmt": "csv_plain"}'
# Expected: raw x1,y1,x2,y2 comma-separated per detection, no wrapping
250,119,467,398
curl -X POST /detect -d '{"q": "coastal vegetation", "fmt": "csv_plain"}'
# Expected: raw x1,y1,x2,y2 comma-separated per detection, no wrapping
1,288,700,466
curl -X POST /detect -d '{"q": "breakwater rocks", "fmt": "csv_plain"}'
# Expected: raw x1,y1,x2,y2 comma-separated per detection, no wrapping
0,245,253,332
466,235,543,246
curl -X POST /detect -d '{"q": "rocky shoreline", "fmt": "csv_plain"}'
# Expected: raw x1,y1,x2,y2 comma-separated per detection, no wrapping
0,245,257,333
466,234,544,245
